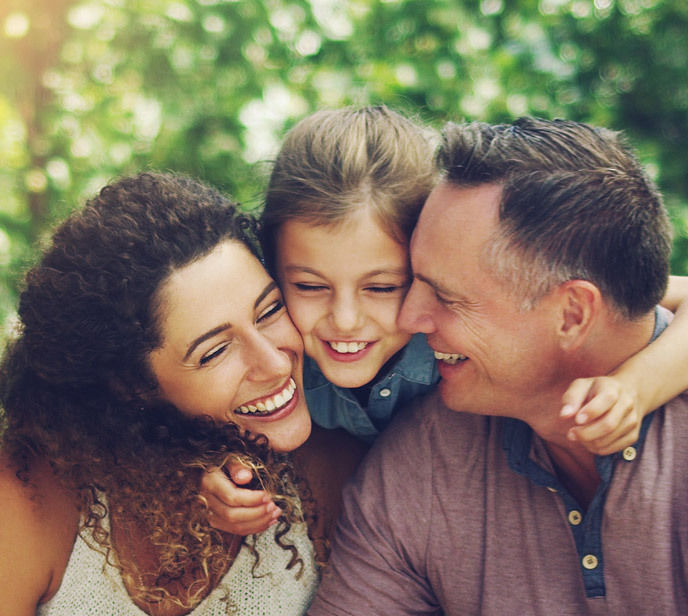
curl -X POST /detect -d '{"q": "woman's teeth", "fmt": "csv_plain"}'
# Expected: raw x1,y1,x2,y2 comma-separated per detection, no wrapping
328,341,368,353
235,378,296,415
434,351,467,365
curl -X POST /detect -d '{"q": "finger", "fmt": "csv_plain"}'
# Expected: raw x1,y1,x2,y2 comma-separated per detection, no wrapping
574,390,625,425
588,420,640,456
208,509,280,535
228,462,254,485
574,415,638,455
569,406,625,444
200,469,269,508
574,394,634,439
560,378,596,418
206,493,282,534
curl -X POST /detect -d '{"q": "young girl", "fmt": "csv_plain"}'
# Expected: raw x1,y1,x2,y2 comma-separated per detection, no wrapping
204,106,688,535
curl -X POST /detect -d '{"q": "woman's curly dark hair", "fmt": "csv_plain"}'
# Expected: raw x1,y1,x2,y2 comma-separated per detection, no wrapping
0,172,315,608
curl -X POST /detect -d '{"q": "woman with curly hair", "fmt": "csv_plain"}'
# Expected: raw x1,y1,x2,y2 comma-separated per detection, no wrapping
0,172,363,615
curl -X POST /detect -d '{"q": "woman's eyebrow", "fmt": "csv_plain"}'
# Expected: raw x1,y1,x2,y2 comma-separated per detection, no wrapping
183,323,232,363
183,281,278,361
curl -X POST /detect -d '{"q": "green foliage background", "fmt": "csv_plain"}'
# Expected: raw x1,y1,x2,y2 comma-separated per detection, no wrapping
1,0,687,335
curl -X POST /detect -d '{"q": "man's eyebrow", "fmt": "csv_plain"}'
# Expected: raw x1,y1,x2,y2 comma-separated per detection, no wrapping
414,272,454,297
182,281,278,362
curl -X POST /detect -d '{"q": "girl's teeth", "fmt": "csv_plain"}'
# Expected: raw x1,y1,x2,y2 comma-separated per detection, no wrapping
329,341,368,353
235,378,297,416
434,351,467,365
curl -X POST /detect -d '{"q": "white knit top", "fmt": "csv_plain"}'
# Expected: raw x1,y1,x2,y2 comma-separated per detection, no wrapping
38,516,318,616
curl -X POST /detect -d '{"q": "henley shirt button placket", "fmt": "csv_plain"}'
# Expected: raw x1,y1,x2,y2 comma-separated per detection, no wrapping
622,446,637,461
379,388,391,398
582,554,599,570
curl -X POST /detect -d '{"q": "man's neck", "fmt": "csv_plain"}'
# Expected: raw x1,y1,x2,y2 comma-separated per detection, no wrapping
520,309,658,508
544,439,599,509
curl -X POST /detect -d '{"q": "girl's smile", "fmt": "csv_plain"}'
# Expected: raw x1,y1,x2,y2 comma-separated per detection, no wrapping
275,209,413,389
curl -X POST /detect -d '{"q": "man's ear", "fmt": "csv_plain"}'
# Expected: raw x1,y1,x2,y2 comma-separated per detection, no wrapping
554,280,602,351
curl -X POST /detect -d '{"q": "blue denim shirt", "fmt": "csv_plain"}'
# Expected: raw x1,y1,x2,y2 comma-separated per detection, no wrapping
304,333,439,443
501,305,669,599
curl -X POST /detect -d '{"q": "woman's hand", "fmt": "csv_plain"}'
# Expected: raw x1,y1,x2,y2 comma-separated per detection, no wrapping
200,463,281,535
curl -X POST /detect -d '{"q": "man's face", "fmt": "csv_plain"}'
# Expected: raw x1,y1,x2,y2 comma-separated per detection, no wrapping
398,182,562,417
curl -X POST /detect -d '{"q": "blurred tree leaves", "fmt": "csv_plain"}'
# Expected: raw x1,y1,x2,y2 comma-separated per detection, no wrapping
1,0,687,332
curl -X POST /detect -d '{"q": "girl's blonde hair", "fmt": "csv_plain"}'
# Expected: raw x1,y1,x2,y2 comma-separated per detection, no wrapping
261,106,438,270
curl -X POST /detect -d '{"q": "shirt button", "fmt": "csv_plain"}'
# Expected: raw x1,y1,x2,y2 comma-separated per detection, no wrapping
568,510,582,526
622,446,637,461
547,487,557,493
379,388,391,398
582,554,598,570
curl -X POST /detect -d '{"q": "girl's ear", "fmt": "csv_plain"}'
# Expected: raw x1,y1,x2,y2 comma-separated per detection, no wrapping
555,280,602,351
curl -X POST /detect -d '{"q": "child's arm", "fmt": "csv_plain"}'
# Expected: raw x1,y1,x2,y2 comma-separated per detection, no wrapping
561,275,688,455
200,464,281,535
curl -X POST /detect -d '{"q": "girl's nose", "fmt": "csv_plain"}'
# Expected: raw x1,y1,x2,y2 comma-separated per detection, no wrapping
330,294,363,333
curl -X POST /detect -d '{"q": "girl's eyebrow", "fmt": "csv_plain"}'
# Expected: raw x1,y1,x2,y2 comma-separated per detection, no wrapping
182,281,278,361
282,264,322,276
283,264,409,277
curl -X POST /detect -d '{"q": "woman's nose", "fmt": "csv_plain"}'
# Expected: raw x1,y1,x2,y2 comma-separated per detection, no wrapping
245,333,292,381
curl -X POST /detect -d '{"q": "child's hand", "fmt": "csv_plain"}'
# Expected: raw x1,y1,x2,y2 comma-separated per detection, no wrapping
200,462,281,535
560,376,641,456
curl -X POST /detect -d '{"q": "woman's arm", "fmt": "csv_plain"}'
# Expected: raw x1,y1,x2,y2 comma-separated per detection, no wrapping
563,275,688,454
0,453,78,613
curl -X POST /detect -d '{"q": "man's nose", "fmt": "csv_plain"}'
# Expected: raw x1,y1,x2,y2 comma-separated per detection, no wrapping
398,282,436,334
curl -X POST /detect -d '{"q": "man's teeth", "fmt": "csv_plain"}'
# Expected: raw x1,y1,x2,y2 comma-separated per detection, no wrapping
329,341,368,354
434,351,467,365
235,378,296,415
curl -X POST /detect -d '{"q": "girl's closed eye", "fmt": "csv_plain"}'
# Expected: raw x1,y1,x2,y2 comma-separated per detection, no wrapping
366,285,404,294
293,282,328,292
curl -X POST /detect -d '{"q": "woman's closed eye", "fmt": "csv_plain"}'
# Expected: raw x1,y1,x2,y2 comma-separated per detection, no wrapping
200,343,230,366
257,299,286,323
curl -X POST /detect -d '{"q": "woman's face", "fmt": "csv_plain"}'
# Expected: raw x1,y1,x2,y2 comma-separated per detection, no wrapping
148,240,311,453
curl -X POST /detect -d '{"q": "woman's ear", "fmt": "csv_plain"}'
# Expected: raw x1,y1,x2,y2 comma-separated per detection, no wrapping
555,280,602,351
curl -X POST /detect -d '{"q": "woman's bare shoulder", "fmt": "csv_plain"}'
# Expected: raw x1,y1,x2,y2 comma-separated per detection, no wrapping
0,452,80,612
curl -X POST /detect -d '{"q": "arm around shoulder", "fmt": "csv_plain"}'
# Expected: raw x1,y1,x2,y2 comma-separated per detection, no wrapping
0,453,79,615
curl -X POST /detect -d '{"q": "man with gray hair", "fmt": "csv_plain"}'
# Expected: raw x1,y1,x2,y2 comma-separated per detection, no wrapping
308,118,688,615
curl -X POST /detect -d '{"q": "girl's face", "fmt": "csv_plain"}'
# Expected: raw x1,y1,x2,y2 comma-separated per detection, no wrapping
274,208,413,389
148,240,311,453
